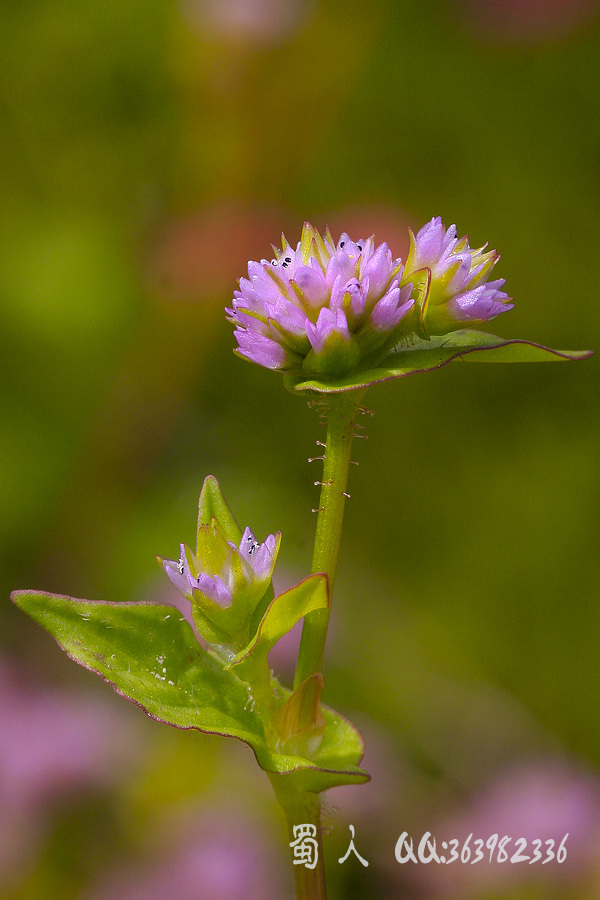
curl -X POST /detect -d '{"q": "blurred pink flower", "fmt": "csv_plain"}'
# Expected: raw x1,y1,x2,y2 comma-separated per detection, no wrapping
85,812,286,900
456,0,600,42
180,0,311,44
146,206,293,303
413,758,600,897
0,659,138,887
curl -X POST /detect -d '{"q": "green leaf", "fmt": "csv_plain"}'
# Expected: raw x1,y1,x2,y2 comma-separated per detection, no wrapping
275,697,368,792
197,475,242,545
284,330,592,394
13,590,260,735
12,590,368,791
228,574,329,683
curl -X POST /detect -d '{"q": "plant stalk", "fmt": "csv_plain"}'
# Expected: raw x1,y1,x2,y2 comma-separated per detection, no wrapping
294,390,366,688
280,389,365,899
270,777,327,900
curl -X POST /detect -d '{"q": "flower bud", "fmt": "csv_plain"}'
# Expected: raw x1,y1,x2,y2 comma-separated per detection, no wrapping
158,479,281,658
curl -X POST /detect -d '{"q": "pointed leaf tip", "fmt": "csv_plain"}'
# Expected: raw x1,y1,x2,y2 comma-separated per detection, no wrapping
284,331,592,393
197,475,242,545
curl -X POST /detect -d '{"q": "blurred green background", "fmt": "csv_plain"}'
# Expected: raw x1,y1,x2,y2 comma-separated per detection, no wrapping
2,0,600,897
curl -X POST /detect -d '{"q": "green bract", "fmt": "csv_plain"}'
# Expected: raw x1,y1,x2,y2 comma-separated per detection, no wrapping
197,474,242,544
283,329,592,394
228,574,329,685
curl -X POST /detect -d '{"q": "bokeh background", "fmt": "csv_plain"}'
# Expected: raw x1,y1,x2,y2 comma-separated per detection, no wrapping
2,0,600,897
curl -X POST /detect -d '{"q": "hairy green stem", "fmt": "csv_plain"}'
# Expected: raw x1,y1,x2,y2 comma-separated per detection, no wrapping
270,777,326,900
279,389,365,899
294,390,366,689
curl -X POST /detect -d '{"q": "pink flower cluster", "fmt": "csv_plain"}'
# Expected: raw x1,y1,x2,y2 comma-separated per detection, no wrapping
160,527,278,610
227,222,414,378
406,217,513,336
228,219,513,380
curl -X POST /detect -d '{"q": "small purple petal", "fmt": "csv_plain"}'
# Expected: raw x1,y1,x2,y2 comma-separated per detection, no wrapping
335,233,364,263
247,260,266,280
327,272,344,311
449,283,513,322
234,329,289,369
358,235,375,264
413,217,452,265
485,277,507,292
370,284,414,331
265,297,307,334
445,255,472,294
232,308,269,334
305,307,351,354
290,262,329,309
326,250,356,287
359,242,394,300
238,526,260,564
342,279,367,318
238,526,279,578
196,573,233,608
160,548,193,599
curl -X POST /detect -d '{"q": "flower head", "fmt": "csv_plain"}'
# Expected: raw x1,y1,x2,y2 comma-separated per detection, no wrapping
404,216,514,336
159,519,280,655
227,222,414,380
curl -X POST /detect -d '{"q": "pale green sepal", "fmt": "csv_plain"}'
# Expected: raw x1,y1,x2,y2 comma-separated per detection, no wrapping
302,334,361,379
197,475,242,546
299,221,314,264
189,604,238,660
311,231,331,270
284,331,592,394
11,590,368,791
194,523,231,578
404,227,418,274
227,574,329,683
403,266,432,339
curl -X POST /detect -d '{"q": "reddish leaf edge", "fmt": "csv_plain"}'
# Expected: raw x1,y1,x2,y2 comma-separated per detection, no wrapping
11,589,369,784
285,339,593,394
